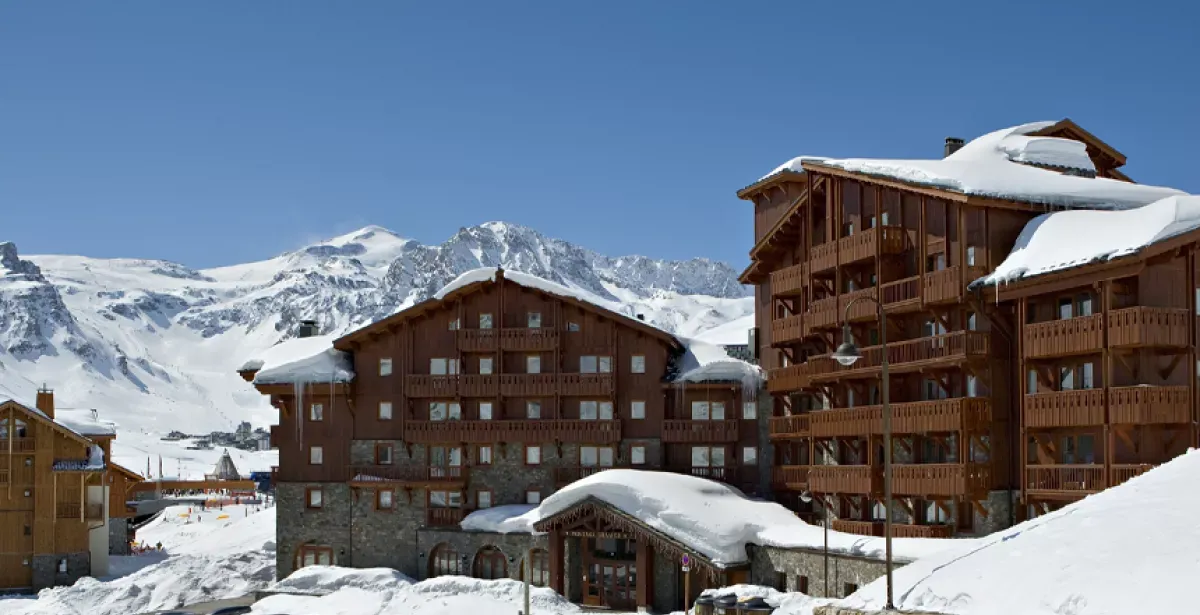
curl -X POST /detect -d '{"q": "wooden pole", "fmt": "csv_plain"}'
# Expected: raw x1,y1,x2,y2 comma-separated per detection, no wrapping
683,567,690,615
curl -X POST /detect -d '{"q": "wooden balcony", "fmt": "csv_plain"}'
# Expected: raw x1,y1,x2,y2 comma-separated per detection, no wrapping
1108,386,1190,424
831,519,883,536
767,364,813,394
662,419,739,443
1025,464,1104,499
500,374,557,397
809,465,882,494
890,524,955,539
1023,314,1103,359
1024,390,1105,428
807,296,839,330
923,266,985,305
770,262,808,298
880,276,921,312
499,328,559,352
459,375,499,397
404,419,621,444
892,463,991,497
0,438,35,453
558,374,613,396
56,502,105,520
771,314,805,347
768,415,811,439
810,241,838,274
839,288,878,323
1110,463,1156,486
1107,307,1189,348
407,375,458,398
770,465,810,490
807,397,991,438
350,465,468,485
426,507,468,527
811,331,990,380
458,329,498,352
838,226,907,265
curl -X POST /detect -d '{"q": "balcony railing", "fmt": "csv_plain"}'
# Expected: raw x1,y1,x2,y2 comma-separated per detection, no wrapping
406,375,459,398
890,524,955,539
1110,463,1156,486
807,296,839,330
499,328,559,352
892,463,991,497
810,241,838,274
1107,307,1189,348
880,276,921,311
459,374,499,397
558,374,614,396
770,465,810,489
499,374,558,397
1024,390,1105,428
0,438,35,453
923,266,985,305
810,331,989,379
350,465,468,484
838,226,907,265
404,419,621,444
770,262,808,298
554,465,626,485
56,502,104,520
831,519,883,536
458,329,498,352
1025,464,1104,495
807,397,991,438
840,288,878,322
768,415,811,439
809,465,882,494
766,364,813,394
662,420,739,443
426,507,468,527
1108,386,1190,424
771,314,805,347
1023,314,1104,359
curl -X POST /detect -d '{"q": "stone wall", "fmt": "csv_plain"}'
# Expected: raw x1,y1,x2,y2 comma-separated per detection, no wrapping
415,528,547,581
31,552,89,590
652,544,680,614
108,519,131,556
748,545,908,599
973,489,1015,536
350,485,426,578
755,390,773,495
275,482,353,579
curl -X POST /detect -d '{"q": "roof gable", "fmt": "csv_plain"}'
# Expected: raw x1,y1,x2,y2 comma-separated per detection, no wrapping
0,400,97,447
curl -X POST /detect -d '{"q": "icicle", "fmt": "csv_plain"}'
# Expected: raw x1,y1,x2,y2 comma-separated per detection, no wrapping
294,379,305,450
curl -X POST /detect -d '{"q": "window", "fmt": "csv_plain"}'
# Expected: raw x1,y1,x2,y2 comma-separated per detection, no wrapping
526,491,541,504
630,446,646,465
306,488,323,509
528,312,542,328
1062,434,1096,464
309,446,323,465
567,322,580,332
580,446,615,467
525,445,542,465
376,444,393,465
478,445,493,465
430,358,459,375
691,401,710,420
526,549,550,587
1058,298,1073,320
527,355,541,374
380,358,393,376
429,489,463,508
599,401,613,419
526,401,541,419
630,400,646,419
430,446,463,471
599,356,612,373
742,401,757,420
631,355,646,373
743,446,758,465
966,246,977,266
580,356,597,373
448,318,460,331
1059,366,1074,391
1027,370,1038,395
429,543,462,577
966,375,979,397
924,500,949,523
843,583,859,596
1077,295,1094,317
796,575,809,594
474,546,508,580
479,402,494,420
1081,362,1095,389
581,401,598,420
309,403,323,422
477,490,493,509
377,490,394,510
296,544,334,569
691,446,725,467
430,402,460,421
379,401,393,420
480,313,493,329
479,356,494,375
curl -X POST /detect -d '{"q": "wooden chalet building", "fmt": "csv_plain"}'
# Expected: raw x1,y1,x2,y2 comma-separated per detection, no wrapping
0,388,142,590
239,268,768,611
741,119,1193,536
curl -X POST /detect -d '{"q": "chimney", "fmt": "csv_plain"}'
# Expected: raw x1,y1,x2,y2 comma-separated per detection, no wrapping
298,320,319,338
36,385,54,419
636,314,645,321
944,137,965,158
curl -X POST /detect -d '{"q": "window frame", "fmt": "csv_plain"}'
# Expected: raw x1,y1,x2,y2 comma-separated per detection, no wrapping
476,489,494,509
375,443,394,465
379,401,393,420
379,357,393,376
376,489,394,511
309,403,324,422
309,446,324,465
477,444,493,465
631,355,646,374
630,445,646,465
525,444,542,465
630,400,646,420
305,487,323,509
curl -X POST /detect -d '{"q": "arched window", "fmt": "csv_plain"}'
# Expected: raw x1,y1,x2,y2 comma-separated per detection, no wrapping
294,543,333,570
429,543,461,577
473,546,507,580
521,548,550,587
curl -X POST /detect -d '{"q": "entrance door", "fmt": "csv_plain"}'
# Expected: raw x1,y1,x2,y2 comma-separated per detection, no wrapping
583,558,636,609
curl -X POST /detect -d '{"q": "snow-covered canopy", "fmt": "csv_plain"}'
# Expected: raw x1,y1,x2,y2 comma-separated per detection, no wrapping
674,337,763,385
467,469,958,566
775,122,1184,210
239,334,354,385
975,195,1200,287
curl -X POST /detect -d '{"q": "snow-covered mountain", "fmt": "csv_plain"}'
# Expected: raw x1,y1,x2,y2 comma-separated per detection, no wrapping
0,222,751,476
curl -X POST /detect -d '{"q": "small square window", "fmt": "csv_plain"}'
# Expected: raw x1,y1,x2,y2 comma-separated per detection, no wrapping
479,402,494,420
478,491,493,509
448,318,460,331
599,401,614,420
430,402,448,421
377,490,394,510
377,445,393,465
526,401,541,419
599,356,612,373
431,358,448,375
567,322,580,332
743,446,758,465
309,446,323,465
711,402,726,420
526,490,541,505
480,357,494,375
379,401,393,420
478,445,493,465
966,246,977,266
742,402,757,420
449,402,462,420
631,355,646,374
631,446,646,465
22,525,30,536
528,312,542,328
630,400,645,419
580,401,598,420
379,358,393,376
527,355,541,374
307,488,323,509
525,445,541,465
480,313,493,329
580,356,597,373
310,403,324,422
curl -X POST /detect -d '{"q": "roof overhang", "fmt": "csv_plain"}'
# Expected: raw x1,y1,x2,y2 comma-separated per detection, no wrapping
736,170,806,200
0,400,97,448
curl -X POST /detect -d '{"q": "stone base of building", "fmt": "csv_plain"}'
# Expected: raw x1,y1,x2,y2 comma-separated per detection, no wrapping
109,518,132,555
748,545,904,599
31,552,89,590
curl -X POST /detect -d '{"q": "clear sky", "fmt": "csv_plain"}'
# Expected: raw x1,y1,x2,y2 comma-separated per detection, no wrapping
2,1,1197,270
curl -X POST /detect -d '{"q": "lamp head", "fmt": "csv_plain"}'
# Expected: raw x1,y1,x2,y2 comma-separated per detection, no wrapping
799,491,813,504
832,342,861,366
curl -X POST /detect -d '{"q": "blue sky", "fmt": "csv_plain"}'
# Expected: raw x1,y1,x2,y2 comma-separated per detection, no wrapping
2,1,1197,270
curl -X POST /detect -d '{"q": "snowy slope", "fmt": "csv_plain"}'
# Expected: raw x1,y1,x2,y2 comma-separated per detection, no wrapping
0,223,751,477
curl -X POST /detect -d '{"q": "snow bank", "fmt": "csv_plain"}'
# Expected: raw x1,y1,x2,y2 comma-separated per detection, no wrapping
841,449,1200,615
785,122,1184,210
460,504,539,534
266,566,413,596
975,194,1200,286
240,334,354,384
674,337,762,384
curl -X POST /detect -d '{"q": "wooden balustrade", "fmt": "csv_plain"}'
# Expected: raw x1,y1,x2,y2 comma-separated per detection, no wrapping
807,296,839,330
808,398,989,438
1107,307,1189,348
923,267,963,305
554,465,625,485
350,465,468,484
880,276,921,311
811,407,880,438
816,332,989,377
56,502,102,519
675,466,736,482
1023,314,1104,359
0,469,8,484
892,463,990,497
1110,463,1156,486
426,507,468,527
662,420,739,443
767,364,813,394
831,519,883,536
771,465,810,489
810,241,838,274
499,374,558,397
0,438,35,453
771,315,805,347
404,419,621,444
809,465,882,494
770,262,808,298
837,226,907,265
499,328,559,352
458,329,498,352
1108,386,1190,424
839,288,878,322
890,524,955,539
1025,464,1105,495
768,415,811,439
406,375,459,398
1024,390,1105,428
459,374,498,397
558,374,613,396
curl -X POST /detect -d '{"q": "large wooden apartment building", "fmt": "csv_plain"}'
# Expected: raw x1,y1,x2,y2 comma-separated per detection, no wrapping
741,119,1194,536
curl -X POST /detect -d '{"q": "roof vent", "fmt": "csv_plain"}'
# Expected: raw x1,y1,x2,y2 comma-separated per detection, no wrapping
636,314,645,321
944,137,965,158
298,320,319,338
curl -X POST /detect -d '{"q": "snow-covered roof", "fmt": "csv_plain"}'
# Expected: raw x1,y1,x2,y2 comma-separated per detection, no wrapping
239,334,354,385
842,451,1200,615
974,194,1200,288
55,410,118,437
779,122,1184,210
757,155,830,182
674,337,763,385
476,469,958,566
461,504,539,533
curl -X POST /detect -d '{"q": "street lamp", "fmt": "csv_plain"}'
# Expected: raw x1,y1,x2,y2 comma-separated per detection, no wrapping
829,295,894,611
799,490,829,597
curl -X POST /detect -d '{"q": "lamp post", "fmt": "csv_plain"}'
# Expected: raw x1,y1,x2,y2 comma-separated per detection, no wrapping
799,490,829,597
830,295,894,611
